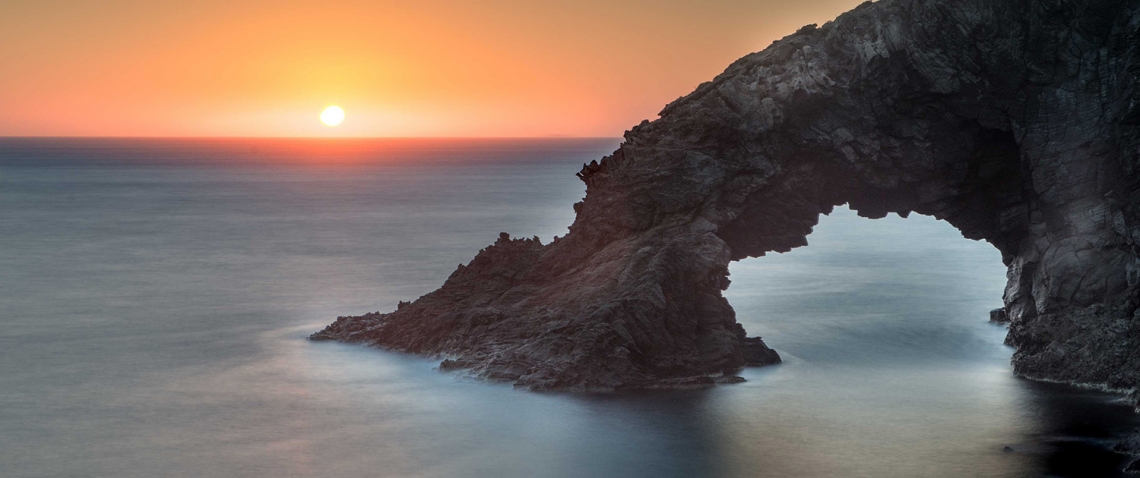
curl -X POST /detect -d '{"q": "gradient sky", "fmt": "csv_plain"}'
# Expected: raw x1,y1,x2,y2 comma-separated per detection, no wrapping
1,0,863,137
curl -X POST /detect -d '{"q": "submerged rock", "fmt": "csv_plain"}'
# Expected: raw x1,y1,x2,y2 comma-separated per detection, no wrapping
314,0,1140,393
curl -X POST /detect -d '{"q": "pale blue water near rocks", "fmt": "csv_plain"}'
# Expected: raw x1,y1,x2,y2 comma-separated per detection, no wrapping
1,138,1137,477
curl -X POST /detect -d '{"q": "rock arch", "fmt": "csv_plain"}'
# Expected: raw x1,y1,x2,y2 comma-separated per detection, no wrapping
314,0,1140,394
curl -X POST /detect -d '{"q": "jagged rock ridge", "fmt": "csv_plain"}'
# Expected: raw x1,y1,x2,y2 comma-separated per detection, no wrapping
314,0,1140,394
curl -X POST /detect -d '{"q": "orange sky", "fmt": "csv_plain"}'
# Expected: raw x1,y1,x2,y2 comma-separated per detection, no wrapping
0,0,862,137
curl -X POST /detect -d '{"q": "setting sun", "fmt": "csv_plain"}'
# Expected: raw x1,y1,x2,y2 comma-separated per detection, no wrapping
320,106,345,127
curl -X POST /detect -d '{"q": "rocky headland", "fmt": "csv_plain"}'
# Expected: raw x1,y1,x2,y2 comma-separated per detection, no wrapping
314,0,1140,395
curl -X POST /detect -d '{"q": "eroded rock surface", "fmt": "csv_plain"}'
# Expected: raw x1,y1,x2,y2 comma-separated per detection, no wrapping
314,0,1140,393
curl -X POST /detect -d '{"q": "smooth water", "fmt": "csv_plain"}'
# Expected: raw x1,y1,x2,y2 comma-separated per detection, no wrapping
1,138,1136,478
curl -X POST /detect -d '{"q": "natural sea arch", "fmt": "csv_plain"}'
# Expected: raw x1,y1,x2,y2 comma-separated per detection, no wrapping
314,0,1140,397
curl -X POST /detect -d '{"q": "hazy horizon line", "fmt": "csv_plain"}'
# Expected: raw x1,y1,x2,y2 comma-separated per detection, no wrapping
0,135,622,140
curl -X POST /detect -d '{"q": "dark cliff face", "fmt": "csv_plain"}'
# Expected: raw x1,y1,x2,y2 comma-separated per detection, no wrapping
314,0,1140,393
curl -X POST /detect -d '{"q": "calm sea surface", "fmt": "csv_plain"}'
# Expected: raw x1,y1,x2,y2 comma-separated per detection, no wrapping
2,138,1137,477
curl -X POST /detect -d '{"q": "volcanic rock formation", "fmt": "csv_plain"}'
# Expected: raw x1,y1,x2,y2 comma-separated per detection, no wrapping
314,0,1140,394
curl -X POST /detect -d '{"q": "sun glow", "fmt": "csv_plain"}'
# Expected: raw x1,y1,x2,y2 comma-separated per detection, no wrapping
0,0,867,136
320,106,345,127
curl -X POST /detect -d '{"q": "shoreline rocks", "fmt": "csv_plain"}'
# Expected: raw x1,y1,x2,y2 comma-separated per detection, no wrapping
990,308,1009,323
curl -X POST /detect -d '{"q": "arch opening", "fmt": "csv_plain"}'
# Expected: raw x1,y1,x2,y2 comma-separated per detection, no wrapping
723,204,1009,365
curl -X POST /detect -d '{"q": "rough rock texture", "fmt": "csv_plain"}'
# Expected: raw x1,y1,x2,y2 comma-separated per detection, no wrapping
314,0,1140,393
1115,432,1140,473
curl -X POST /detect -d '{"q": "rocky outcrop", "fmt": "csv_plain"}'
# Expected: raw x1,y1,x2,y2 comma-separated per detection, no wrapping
314,0,1140,393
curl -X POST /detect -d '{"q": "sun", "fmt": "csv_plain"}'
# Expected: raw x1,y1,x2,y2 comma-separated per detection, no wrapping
320,105,345,127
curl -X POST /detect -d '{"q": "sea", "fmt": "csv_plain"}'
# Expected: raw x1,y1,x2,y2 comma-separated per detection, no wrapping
2,137,1137,478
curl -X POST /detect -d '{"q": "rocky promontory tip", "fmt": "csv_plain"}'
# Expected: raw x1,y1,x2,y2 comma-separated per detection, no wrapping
310,230,775,391
315,0,1140,394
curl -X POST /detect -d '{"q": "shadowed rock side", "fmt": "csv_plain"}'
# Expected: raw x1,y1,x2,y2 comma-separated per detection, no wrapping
314,0,1140,393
